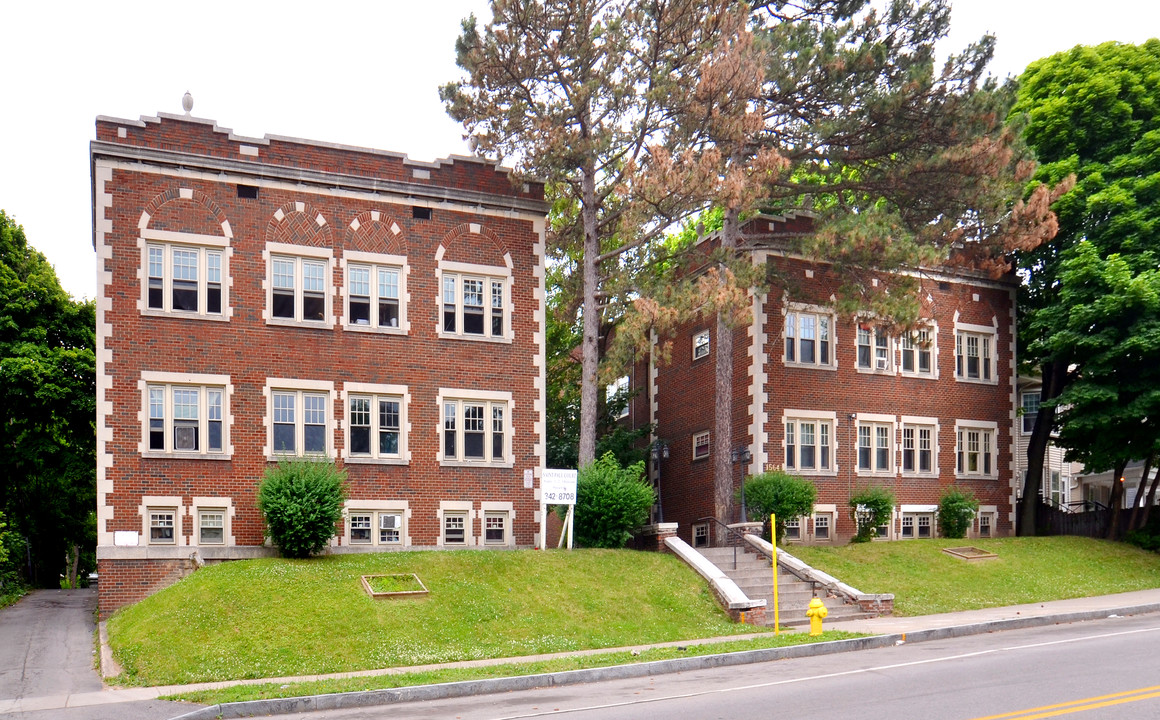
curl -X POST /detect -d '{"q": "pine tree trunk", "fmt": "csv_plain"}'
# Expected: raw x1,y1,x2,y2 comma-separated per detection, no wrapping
1019,361,1066,535
67,544,80,589
713,207,741,542
578,166,600,467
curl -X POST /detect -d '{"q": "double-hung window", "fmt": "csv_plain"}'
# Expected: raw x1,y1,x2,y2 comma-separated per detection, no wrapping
443,512,467,545
606,375,630,419
784,415,833,473
857,418,894,473
484,511,509,545
142,373,229,457
955,325,996,382
198,509,226,545
955,422,997,477
440,264,509,340
348,510,404,545
344,252,406,332
785,310,832,367
900,327,935,376
344,383,408,462
1021,392,1040,434
857,325,891,371
149,509,176,544
144,241,226,317
693,330,710,360
440,391,511,464
268,381,333,457
901,423,935,474
267,244,333,325
692,431,711,460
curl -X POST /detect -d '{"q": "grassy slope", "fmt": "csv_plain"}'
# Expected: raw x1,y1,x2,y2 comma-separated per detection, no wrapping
109,549,762,686
787,536,1160,615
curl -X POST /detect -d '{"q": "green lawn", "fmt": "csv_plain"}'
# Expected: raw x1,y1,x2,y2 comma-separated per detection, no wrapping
108,549,768,686
165,632,864,705
786,536,1160,616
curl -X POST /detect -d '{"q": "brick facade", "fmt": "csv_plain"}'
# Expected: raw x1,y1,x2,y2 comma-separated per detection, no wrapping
92,113,548,618
647,214,1017,545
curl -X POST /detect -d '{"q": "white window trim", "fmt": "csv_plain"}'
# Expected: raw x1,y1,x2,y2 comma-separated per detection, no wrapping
138,229,232,321
899,322,939,379
189,497,235,547
342,500,411,547
855,413,896,477
692,430,711,461
438,500,475,547
900,504,938,540
953,319,999,385
974,504,998,538
1021,391,1040,435
781,410,839,476
435,257,513,343
899,415,940,478
954,419,999,480
855,322,894,374
692,522,710,547
783,303,837,371
481,501,516,547
340,250,410,335
263,242,336,328
692,329,711,361
811,504,837,543
263,378,335,459
140,496,185,547
138,371,233,459
340,382,411,465
606,375,630,419
437,388,514,467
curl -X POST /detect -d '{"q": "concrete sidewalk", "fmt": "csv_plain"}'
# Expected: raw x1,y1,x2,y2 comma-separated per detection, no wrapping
4,588,1160,719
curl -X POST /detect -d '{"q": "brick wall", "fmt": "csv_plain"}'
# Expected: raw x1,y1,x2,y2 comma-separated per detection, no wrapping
652,215,1017,544
93,113,548,616
97,557,194,620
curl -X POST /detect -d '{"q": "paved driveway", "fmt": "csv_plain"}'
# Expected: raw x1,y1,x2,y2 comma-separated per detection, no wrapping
0,589,102,701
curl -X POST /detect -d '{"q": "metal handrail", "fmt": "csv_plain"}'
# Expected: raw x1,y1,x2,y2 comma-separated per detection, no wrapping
696,516,752,570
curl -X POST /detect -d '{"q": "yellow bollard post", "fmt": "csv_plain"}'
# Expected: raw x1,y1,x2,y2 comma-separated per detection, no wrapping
771,513,780,635
806,597,828,636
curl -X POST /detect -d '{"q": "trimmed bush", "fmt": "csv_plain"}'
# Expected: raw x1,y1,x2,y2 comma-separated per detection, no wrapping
566,452,654,548
938,486,979,539
258,459,348,558
849,485,896,543
740,470,817,544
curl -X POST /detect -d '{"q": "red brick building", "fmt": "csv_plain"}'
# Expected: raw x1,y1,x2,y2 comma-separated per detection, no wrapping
643,214,1017,545
91,112,548,617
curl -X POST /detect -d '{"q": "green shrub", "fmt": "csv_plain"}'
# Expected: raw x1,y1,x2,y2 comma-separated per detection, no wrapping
257,459,348,558
739,470,817,544
938,486,979,539
565,452,653,548
849,485,896,543
1126,515,1160,552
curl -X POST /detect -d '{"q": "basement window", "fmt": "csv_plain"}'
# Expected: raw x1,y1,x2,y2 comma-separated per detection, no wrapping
412,206,432,220
237,185,258,199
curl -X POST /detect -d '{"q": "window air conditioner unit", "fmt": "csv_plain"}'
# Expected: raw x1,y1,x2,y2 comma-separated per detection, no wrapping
876,357,888,371
380,514,399,530
174,426,197,451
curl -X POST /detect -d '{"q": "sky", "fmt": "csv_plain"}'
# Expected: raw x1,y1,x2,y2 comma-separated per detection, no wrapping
2,1,1156,301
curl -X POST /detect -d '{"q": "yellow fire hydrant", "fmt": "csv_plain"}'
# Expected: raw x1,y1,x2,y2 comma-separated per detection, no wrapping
806,597,828,636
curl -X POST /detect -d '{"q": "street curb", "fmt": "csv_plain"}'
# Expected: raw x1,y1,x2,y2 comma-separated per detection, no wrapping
169,603,1160,720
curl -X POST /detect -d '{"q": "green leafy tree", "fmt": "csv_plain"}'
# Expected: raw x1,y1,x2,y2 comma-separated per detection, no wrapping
1011,40,1160,534
0,210,96,587
739,470,816,544
849,486,896,543
566,452,654,548
1035,242,1160,537
257,459,348,558
938,487,980,539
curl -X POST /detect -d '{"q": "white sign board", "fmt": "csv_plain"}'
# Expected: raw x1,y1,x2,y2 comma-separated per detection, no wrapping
541,468,578,505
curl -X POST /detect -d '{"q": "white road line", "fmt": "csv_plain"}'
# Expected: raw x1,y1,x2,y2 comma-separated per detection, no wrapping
489,622,1160,720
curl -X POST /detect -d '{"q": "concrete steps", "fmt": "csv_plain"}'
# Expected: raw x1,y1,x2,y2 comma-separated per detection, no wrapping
698,545,876,627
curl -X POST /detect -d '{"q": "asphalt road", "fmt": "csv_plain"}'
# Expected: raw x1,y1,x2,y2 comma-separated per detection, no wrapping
0,589,191,720
252,613,1160,720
